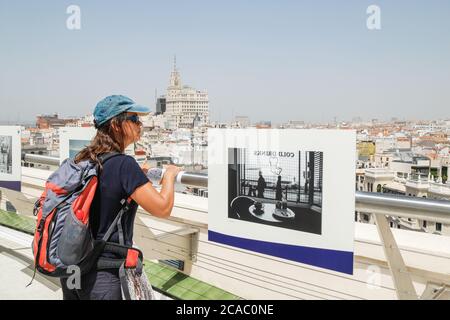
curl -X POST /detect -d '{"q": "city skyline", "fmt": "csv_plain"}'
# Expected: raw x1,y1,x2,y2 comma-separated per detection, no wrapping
1,1,449,124
2,111,450,128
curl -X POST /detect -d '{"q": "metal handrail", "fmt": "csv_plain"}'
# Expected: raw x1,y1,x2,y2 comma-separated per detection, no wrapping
355,191,450,225
22,153,209,188
23,153,59,166
22,153,450,224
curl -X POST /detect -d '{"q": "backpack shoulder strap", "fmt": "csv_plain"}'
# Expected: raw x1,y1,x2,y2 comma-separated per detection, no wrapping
96,153,129,245
102,198,130,244
98,152,123,165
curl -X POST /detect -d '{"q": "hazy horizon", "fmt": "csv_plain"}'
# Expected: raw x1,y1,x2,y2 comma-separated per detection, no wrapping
1,1,449,124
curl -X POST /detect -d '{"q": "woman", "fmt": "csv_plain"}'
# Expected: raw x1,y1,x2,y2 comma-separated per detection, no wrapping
275,175,282,201
61,95,182,300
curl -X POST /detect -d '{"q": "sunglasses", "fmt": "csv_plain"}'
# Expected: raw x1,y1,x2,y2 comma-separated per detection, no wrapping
125,114,141,124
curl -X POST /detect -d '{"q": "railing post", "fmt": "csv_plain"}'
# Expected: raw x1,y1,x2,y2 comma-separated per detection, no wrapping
373,213,418,300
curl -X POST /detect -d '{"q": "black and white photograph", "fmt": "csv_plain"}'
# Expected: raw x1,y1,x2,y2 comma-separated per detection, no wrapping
0,135,12,174
228,148,323,234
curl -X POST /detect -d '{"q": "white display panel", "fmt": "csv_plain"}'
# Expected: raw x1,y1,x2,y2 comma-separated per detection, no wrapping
59,126,135,163
208,129,356,274
0,126,21,191
59,127,96,163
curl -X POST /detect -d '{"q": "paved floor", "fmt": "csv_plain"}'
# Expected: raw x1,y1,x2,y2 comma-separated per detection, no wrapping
0,225,171,300
0,225,62,299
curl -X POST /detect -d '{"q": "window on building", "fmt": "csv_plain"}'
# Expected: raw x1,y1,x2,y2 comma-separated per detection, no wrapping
436,223,442,232
423,221,427,228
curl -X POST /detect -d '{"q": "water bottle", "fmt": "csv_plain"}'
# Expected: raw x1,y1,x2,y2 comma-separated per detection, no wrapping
146,167,185,186
146,167,166,185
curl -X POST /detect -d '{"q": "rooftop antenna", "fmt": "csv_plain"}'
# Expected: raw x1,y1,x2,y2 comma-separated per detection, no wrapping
174,54,177,71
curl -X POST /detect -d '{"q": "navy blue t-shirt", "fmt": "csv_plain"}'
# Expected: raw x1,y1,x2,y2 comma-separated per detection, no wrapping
90,154,149,253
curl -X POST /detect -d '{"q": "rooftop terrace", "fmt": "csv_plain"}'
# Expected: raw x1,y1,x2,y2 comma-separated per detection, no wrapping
0,157,449,300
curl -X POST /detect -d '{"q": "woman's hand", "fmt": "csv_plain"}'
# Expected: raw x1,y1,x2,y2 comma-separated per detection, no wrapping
163,165,183,182
131,164,183,218
140,160,150,174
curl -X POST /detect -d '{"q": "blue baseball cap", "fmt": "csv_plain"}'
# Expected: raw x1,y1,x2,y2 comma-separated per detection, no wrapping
93,95,151,127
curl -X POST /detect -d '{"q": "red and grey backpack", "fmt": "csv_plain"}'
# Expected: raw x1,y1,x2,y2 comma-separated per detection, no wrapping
31,153,144,293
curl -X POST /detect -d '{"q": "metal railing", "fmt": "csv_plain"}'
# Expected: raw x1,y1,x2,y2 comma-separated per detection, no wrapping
22,153,60,167
355,191,450,225
22,153,450,223
23,153,209,188
21,153,450,300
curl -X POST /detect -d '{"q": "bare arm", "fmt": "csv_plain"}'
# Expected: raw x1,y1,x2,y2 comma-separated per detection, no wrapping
130,166,181,218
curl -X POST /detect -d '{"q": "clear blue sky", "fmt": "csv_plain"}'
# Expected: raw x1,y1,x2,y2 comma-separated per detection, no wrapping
1,0,449,124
